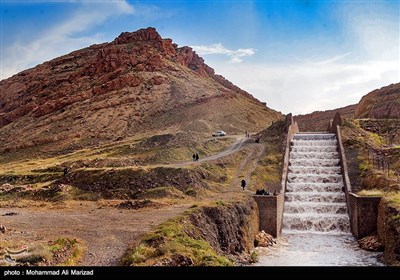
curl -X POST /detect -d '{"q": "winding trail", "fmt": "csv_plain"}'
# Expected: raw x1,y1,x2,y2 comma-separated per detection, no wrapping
0,134,265,266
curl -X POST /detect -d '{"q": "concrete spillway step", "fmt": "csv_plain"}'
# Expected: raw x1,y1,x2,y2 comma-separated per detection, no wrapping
285,202,347,214
283,215,350,233
286,192,346,203
286,182,344,193
293,133,336,141
288,174,343,184
291,140,338,147
291,146,338,153
289,151,339,160
290,159,341,167
289,166,342,175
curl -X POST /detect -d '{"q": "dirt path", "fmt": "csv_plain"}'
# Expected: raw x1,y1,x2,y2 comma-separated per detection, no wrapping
1,202,191,266
0,134,265,266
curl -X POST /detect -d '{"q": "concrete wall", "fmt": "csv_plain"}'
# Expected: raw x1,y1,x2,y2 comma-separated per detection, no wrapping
331,116,383,239
252,194,284,238
348,193,382,239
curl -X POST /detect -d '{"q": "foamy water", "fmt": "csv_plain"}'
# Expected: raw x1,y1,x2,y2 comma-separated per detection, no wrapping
256,133,383,266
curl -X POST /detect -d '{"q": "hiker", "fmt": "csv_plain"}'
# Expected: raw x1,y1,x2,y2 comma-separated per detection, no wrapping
192,154,196,161
195,153,199,161
241,179,246,190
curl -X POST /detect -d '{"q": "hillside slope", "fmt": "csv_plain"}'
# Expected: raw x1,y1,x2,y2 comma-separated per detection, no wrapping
0,27,282,157
355,83,400,119
294,104,356,132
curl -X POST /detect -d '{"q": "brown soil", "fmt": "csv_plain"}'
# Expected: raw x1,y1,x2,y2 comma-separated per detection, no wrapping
0,134,266,266
1,201,191,266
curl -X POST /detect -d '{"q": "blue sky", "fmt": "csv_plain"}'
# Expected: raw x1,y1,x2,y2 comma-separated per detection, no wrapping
1,0,399,114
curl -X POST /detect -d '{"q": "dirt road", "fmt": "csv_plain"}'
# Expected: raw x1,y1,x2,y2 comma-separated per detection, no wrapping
0,135,265,266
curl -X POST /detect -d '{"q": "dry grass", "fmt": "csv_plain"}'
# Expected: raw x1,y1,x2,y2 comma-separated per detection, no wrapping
357,189,385,197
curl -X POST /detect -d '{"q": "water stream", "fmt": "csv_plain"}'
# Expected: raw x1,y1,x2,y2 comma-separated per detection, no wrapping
256,133,383,266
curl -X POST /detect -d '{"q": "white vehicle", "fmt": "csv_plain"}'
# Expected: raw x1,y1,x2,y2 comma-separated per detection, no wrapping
212,130,227,137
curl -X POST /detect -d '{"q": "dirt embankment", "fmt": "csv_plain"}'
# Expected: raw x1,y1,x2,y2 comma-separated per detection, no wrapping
59,167,220,199
377,198,400,266
122,197,259,266
188,198,259,259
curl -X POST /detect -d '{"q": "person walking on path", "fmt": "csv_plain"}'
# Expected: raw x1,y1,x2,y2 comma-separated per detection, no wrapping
241,179,246,190
192,154,196,161
195,153,199,161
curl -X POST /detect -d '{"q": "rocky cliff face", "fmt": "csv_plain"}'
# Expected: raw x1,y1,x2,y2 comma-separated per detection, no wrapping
188,198,259,257
355,83,400,119
377,198,400,265
0,27,281,156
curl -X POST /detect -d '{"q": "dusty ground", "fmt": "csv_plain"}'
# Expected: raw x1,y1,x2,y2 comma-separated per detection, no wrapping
0,134,265,266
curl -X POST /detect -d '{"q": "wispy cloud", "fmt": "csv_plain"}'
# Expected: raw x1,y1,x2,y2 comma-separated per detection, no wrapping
191,43,255,63
1,0,135,80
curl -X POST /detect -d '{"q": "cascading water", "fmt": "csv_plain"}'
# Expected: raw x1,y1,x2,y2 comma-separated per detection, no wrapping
285,133,349,234
255,133,383,266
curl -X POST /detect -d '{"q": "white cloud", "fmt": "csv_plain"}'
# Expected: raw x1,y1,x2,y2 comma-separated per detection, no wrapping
205,2,400,115
210,56,399,115
1,0,135,80
191,43,255,63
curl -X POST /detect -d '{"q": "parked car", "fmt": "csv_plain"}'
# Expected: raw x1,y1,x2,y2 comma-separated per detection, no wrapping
212,131,227,137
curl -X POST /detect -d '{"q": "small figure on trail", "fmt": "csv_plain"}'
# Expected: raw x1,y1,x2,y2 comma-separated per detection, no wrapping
241,179,246,190
245,131,248,138
63,167,69,176
192,154,196,161
195,153,199,161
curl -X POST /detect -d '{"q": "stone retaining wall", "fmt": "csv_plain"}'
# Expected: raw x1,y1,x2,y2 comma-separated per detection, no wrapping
252,194,284,238
348,193,382,239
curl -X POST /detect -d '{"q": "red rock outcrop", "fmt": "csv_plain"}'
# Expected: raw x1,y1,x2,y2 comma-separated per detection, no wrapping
355,83,400,119
294,104,356,132
0,27,282,156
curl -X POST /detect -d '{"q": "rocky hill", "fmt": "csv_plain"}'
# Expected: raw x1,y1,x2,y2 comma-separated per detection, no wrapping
294,104,356,132
0,27,281,156
355,83,400,119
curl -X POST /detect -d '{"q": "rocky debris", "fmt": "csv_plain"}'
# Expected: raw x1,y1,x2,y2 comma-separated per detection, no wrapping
358,235,384,252
2,212,19,216
0,224,6,233
154,253,194,266
117,199,154,210
0,183,14,193
254,230,276,247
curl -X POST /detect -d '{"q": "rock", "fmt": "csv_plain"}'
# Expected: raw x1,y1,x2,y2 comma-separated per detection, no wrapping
358,235,384,252
254,230,276,247
0,27,281,156
0,183,13,193
2,212,19,216
355,83,400,119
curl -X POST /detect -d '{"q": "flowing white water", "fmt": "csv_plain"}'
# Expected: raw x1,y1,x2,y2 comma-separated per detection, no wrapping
256,133,383,266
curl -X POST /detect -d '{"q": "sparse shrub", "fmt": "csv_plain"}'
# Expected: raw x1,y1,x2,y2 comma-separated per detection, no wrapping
185,188,197,197
216,201,225,206
250,250,259,263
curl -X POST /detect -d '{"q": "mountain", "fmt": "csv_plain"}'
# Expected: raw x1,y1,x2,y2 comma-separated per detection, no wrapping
294,104,356,132
355,83,400,119
0,27,282,156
